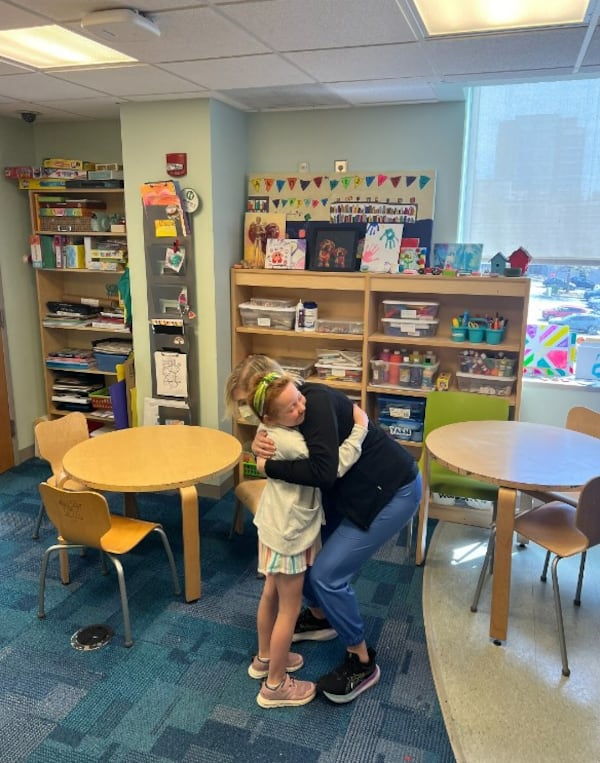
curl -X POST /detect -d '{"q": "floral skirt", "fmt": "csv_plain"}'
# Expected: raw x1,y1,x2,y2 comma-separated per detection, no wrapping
258,534,321,575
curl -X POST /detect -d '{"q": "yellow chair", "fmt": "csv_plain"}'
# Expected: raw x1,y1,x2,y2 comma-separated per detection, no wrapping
37,482,181,647
509,477,600,676
229,479,266,538
33,413,90,539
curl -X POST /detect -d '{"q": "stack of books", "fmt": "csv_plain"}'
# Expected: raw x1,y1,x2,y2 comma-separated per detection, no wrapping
51,374,104,412
89,308,129,332
45,348,95,371
43,300,99,328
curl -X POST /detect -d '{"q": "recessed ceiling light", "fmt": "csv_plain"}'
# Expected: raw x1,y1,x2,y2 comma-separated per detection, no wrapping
413,0,589,36
0,25,136,68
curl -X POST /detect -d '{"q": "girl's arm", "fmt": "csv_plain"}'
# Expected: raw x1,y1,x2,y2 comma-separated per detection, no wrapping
337,405,368,477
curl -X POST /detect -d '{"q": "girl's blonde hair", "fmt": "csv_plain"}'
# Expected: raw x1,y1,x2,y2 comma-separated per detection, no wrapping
223,354,283,418
246,371,295,420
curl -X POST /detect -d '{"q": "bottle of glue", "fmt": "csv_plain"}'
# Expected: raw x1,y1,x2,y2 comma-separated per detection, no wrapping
295,299,304,331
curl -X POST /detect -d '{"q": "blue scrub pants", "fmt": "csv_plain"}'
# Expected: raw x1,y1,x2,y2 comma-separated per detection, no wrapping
303,473,422,647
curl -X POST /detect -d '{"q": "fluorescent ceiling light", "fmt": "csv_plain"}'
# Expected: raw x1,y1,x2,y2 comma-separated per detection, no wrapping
0,25,136,68
413,0,589,36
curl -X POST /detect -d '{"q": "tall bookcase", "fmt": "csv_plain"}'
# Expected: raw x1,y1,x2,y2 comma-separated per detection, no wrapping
230,268,530,522
30,188,131,425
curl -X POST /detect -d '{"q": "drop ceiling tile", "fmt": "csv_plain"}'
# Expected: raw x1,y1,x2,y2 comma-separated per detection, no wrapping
51,65,198,96
0,1,48,29
218,0,417,51
287,43,430,82
0,72,100,100
219,83,349,110
6,1,201,23
161,54,313,89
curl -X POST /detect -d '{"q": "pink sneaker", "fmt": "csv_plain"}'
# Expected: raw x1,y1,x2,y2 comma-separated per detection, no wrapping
257,674,316,708
248,652,304,679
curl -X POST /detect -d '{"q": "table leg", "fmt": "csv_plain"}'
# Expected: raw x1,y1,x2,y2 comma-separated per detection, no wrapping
489,486,517,643
123,493,138,518
415,450,429,565
179,484,201,602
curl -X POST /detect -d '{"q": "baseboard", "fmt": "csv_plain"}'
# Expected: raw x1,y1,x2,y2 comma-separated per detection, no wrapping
428,502,493,528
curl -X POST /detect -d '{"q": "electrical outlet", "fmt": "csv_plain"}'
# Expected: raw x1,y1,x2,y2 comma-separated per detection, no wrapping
298,161,309,173
334,159,348,174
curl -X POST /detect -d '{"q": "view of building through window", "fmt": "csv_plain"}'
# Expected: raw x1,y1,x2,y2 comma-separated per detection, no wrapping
460,80,600,374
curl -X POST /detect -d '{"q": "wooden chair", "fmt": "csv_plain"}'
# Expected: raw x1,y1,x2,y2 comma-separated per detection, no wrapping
472,406,600,615
33,413,90,540
229,479,266,538
37,482,181,647
492,477,600,676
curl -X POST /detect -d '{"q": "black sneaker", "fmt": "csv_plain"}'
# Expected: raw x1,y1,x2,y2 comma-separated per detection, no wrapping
317,647,381,704
292,607,337,642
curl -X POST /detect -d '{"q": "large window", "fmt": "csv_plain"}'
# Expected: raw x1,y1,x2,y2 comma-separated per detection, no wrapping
460,80,600,341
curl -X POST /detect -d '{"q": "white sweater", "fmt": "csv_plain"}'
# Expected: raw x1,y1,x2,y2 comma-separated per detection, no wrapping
253,422,367,556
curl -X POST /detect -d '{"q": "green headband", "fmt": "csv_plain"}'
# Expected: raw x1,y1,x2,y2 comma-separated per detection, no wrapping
253,372,281,417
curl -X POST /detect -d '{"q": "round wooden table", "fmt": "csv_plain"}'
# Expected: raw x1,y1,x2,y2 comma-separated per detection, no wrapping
63,426,242,602
415,419,600,642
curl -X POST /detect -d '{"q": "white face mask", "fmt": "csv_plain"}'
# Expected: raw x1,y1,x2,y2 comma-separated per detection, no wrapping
237,403,260,425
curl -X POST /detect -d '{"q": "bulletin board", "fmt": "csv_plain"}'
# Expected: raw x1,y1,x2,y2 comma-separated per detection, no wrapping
247,170,436,253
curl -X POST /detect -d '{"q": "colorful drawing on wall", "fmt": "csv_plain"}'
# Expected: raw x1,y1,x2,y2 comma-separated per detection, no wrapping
247,170,436,254
433,243,483,272
243,212,286,268
265,238,306,269
523,323,576,377
360,222,404,272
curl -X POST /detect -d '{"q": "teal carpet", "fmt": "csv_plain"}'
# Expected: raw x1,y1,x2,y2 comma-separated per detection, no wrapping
0,458,455,762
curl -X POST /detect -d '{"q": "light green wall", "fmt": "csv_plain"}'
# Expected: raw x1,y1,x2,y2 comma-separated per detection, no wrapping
247,102,466,244
0,117,42,453
32,120,123,165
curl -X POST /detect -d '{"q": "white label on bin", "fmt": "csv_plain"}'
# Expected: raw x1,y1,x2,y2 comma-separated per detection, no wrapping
332,368,345,378
257,317,271,327
401,309,417,318
389,406,410,419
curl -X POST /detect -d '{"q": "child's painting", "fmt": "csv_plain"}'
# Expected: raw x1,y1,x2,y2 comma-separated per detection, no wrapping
243,212,286,268
359,222,403,272
433,243,483,272
265,238,306,269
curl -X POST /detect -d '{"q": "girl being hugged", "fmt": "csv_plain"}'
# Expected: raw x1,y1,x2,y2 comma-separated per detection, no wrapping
245,371,368,708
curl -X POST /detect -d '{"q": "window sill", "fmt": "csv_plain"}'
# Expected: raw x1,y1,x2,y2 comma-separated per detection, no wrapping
523,376,600,390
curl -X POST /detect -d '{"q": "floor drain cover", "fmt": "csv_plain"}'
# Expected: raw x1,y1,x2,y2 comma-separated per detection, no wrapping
71,624,114,651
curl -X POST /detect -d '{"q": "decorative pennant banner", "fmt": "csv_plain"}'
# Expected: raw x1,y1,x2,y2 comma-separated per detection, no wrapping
251,178,261,192
390,176,401,188
377,174,388,186
265,178,274,192
276,179,286,192
329,179,339,191
300,179,311,191
353,176,362,187
419,175,431,189
287,178,297,190
341,177,352,189
272,199,280,208
406,176,416,187
313,176,323,188
365,175,375,187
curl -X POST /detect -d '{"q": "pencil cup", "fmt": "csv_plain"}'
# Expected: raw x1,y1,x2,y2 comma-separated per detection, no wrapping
467,327,485,343
486,328,504,345
451,327,467,342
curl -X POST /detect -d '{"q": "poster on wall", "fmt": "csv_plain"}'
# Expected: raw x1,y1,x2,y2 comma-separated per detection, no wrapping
247,170,436,256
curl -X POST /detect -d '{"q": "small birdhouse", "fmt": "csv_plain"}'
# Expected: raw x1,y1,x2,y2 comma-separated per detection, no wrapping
509,247,532,275
490,252,508,274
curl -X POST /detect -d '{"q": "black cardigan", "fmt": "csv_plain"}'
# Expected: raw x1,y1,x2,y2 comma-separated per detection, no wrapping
264,382,418,530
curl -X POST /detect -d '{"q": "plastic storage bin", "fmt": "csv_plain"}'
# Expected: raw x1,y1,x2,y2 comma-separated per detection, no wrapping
378,415,424,443
239,301,296,330
276,356,315,379
370,359,438,388
314,362,362,383
458,351,516,377
315,319,364,335
456,372,516,396
382,318,439,337
382,300,439,319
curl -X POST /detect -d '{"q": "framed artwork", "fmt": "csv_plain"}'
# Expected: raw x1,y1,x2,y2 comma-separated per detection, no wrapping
360,222,404,272
308,225,362,271
433,243,483,272
265,238,306,269
243,212,286,268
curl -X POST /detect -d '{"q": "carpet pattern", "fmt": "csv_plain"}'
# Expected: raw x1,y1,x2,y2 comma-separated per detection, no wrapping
0,458,454,762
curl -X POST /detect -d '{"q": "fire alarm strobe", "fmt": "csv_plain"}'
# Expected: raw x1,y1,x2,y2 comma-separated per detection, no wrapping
81,8,161,41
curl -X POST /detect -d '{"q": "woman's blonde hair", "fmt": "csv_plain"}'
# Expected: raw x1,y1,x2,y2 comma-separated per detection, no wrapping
223,354,283,418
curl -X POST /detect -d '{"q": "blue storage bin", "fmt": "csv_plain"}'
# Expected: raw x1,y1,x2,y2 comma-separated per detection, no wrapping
93,351,130,372
377,394,425,422
378,415,424,443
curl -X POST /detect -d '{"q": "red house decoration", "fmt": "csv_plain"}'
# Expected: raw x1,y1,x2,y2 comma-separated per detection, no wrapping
509,246,531,275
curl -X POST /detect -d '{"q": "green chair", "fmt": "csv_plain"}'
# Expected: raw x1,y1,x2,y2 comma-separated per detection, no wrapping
416,390,510,562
